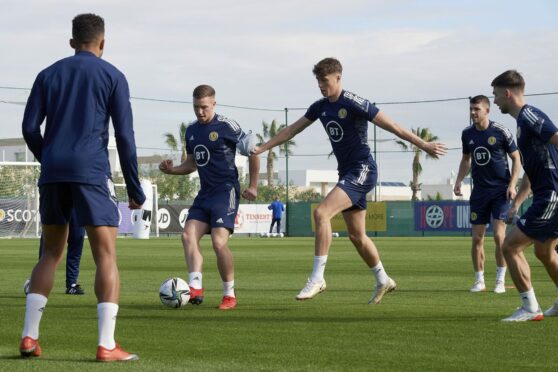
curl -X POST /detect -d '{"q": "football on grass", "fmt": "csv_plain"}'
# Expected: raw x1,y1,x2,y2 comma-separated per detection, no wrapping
159,277,190,308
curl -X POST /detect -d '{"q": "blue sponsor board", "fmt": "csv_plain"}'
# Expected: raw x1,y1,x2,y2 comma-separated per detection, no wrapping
415,201,490,231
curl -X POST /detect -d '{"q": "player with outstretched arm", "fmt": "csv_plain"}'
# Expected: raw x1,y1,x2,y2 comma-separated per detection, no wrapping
253,58,447,303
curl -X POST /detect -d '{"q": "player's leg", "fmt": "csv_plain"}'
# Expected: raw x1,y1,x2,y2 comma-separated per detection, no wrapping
75,181,137,361
21,224,68,358
501,226,542,321
87,226,119,303
492,219,507,293
65,211,86,294
182,218,209,305
29,225,69,296
296,187,352,300
470,224,487,292
313,187,352,256
269,219,275,234
276,218,281,234
343,208,396,304
211,227,237,310
21,183,72,358
533,237,558,316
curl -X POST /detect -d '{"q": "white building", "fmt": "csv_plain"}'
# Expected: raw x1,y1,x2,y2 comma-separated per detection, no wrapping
421,175,473,200
0,138,34,162
273,169,414,200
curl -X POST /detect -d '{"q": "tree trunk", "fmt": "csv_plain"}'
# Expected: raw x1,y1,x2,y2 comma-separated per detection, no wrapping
411,153,421,201
267,150,274,186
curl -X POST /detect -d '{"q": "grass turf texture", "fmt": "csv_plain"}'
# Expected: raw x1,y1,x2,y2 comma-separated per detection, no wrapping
1,236,558,371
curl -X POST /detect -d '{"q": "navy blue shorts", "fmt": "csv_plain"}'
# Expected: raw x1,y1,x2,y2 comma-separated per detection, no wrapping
187,183,240,232
39,178,119,227
469,187,509,225
337,162,377,211
517,190,558,242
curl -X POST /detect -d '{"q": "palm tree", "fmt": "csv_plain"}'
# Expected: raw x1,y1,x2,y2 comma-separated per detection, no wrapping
163,122,189,162
256,119,296,186
395,127,440,201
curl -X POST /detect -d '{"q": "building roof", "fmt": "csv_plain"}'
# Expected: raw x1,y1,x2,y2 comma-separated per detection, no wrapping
0,138,26,146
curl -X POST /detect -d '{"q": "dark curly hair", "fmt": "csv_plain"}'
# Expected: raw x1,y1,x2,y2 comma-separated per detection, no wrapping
72,13,105,45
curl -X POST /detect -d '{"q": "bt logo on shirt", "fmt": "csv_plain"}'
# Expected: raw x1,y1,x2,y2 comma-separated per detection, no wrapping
326,121,344,143
194,145,210,166
473,147,491,166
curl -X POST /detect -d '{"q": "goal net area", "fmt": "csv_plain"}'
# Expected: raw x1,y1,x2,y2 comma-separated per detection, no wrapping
0,162,159,238
0,162,41,238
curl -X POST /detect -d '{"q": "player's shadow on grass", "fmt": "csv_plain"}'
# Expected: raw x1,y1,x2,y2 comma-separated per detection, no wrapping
0,355,97,363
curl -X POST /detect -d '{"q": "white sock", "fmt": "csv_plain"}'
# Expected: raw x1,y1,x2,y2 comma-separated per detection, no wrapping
22,293,48,340
475,271,485,282
97,302,118,349
371,262,389,285
309,255,328,283
189,272,203,289
223,280,235,297
519,289,539,313
496,267,507,282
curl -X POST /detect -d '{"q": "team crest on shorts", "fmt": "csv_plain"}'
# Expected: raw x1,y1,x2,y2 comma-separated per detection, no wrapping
471,212,477,221
209,131,219,141
488,136,496,145
338,108,347,119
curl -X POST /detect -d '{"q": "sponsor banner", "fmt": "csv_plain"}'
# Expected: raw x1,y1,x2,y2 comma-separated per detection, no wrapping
415,201,481,231
156,204,191,233
0,199,40,236
148,204,278,234
234,204,283,234
310,202,387,232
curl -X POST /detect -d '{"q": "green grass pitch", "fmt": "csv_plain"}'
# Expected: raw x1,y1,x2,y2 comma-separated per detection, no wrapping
1,236,558,371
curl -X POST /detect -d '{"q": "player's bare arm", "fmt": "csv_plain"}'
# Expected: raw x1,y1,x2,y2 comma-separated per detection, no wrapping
242,153,260,201
507,150,521,200
548,132,558,146
128,198,143,210
158,156,196,175
372,111,448,158
252,116,313,155
454,153,472,196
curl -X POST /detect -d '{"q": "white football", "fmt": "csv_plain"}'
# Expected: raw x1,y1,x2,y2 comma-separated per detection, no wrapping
159,277,190,308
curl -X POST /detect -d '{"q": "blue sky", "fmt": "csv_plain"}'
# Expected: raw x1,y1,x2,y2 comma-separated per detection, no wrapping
1,0,557,185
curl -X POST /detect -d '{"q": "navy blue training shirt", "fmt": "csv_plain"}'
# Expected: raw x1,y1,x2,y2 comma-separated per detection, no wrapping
461,121,517,189
21,51,145,204
304,90,380,175
516,105,558,194
185,114,249,195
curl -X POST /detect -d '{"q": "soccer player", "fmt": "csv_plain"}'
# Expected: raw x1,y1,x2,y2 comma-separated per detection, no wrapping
454,95,521,294
491,70,558,322
253,57,447,303
20,14,145,361
268,196,285,234
159,84,259,310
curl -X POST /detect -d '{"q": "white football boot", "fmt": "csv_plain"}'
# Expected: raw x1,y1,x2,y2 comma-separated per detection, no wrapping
296,278,326,300
501,307,543,322
543,302,558,317
469,280,486,292
493,280,506,294
368,277,397,304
